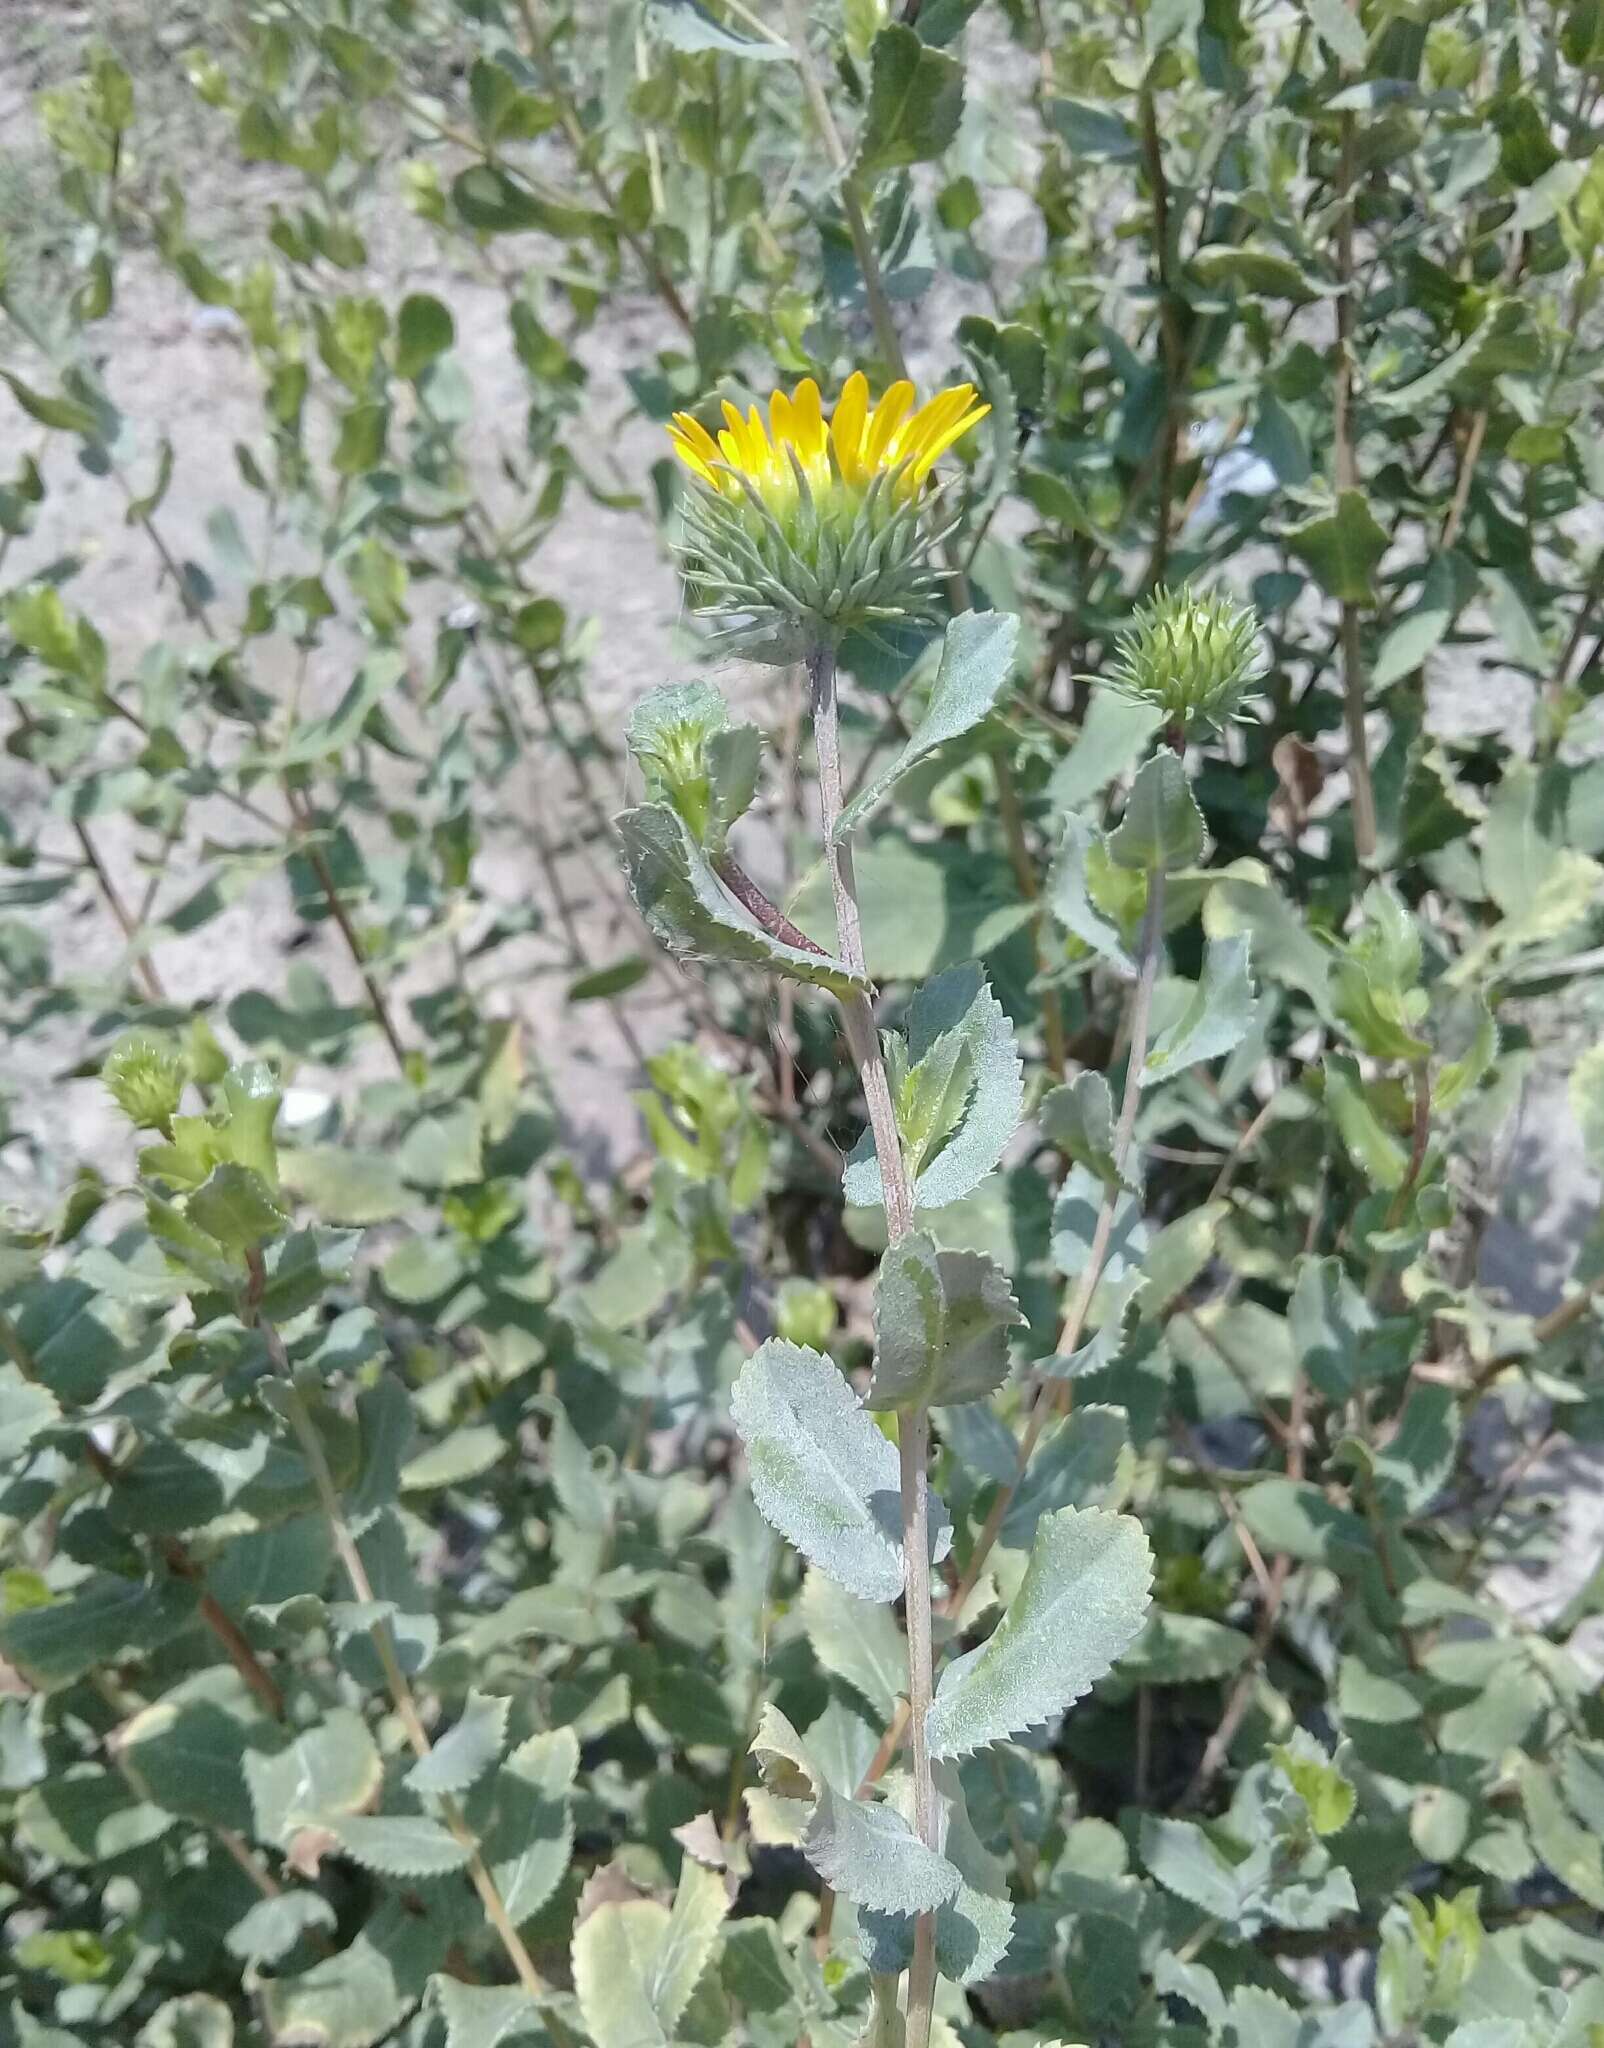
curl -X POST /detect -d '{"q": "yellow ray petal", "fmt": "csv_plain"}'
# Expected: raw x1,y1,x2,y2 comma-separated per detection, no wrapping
668,428,720,491
670,412,721,466
864,379,915,471
831,371,870,480
768,387,796,455
790,378,826,464
720,399,753,471
897,385,975,464
906,399,991,486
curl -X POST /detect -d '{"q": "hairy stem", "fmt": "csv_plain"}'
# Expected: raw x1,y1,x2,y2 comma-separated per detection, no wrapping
808,641,934,2045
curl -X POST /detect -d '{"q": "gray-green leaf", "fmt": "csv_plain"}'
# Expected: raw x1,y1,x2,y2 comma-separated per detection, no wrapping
867,1231,1022,1410
731,1340,904,1601
334,1815,472,1878
834,613,1020,841
925,1506,1152,1758
853,25,964,181
407,1689,510,1797
618,802,867,998
806,1777,961,1913
845,966,1023,1212
1145,937,1258,1077
1108,752,1207,873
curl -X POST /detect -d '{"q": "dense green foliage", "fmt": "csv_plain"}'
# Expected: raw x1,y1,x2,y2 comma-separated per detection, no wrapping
4,1,1604,2046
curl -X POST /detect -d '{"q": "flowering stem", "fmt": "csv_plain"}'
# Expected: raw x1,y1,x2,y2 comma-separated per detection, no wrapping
808,640,936,2046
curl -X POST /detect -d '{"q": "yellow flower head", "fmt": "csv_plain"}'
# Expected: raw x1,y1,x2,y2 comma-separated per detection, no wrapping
665,373,990,653
669,373,989,512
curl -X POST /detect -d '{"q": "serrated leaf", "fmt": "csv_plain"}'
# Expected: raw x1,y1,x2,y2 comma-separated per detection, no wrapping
1519,1760,1604,1909
225,1892,338,1967
1040,1271,1145,1380
731,1340,904,1601
1051,1165,1147,1284
1108,752,1206,873
867,1232,1022,1410
245,1709,382,1845
335,1814,472,1877
401,1425,505,1491
835,613,1020,840
186,1163,289,1252
845,966,1023,1212
618,802,866,997
1146,937,1258,1077
925,1506,1153,1758
571,1858,730,2048
407,1690,509,1797
805,1777,961,1913
1271,1729,1355,1836
1038,1072,1130,1189
1286,490,1388,604
0,1364,59,1461
1000,1406,1131,1549
800,1568,906,1719
0,1574,201,1691
258,1898,439,2048
483,1728,579,1926
1047,817,1139,973
857,1765,1014,1985
431,1980,541,2048
1289,1255,1373,1401
1048,691,1163,811
1193,244,1322,303
853,24,963,180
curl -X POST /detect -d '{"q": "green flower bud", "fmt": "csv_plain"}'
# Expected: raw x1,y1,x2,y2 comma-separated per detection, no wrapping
103,1032,187,1134
1104,585,1261,735
627,682,761,855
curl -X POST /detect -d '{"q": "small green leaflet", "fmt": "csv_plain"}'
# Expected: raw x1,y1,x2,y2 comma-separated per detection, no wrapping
645,0,793,59
570,1859,731,2048
1038,1071,1132,1189
432,1979,542,2048
1108,752,1207,873
1047,817,1139,973
334,1814,472,1878
1145,937,1258,1077
406,1689,510,1797
856,1764,1014,1985
833,613,1020,841
844,965,1023,1212
866,1232,1023,1410
800,1569,905,1718
852,25,964,181
1286,490,1389,605
925,1506,1153,1758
